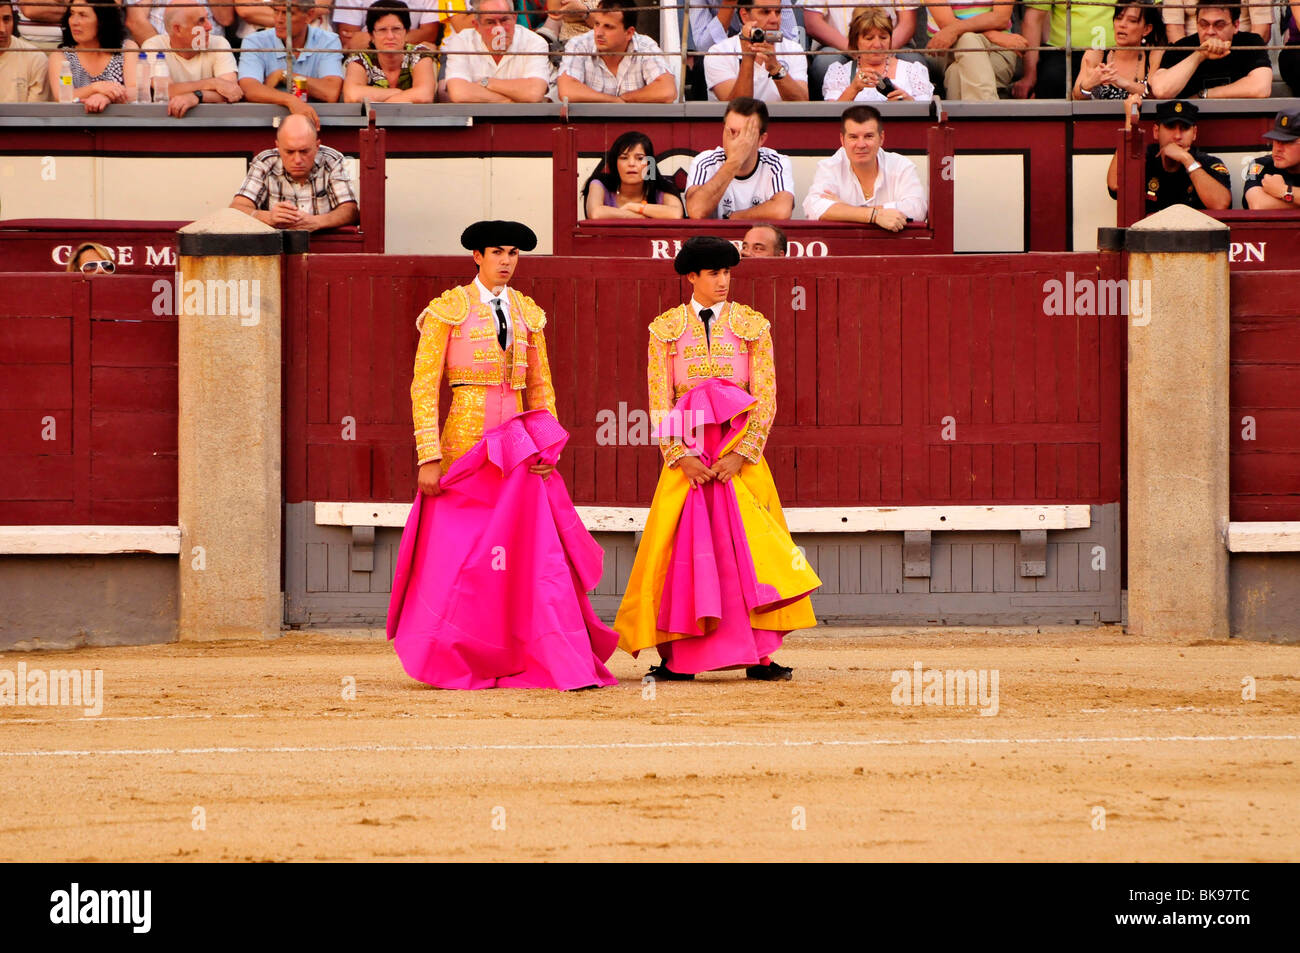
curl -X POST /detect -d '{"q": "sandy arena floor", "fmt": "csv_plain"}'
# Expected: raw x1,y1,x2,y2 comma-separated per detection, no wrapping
1,627,1297,862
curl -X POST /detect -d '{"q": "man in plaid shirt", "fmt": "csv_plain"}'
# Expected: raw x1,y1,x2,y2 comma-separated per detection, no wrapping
555,0,676,103
230,114,360,231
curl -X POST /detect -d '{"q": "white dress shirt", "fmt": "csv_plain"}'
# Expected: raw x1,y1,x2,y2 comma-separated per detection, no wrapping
443,25,551,86
703,34,808,103
802,147,928,223
475,277,514,350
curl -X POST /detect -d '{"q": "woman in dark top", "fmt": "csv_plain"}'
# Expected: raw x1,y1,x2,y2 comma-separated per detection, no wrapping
47,0,138,113
1076,0,1170,100
1073,0,1165,101
582,131,685,220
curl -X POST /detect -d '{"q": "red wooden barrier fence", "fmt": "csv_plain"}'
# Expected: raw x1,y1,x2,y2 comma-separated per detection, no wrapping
283,253,1124,509
1230,270,1300,522
0,273,177,524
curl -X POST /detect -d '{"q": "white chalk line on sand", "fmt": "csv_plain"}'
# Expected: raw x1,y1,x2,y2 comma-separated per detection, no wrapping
1,734,1297,758
0,705,1251,727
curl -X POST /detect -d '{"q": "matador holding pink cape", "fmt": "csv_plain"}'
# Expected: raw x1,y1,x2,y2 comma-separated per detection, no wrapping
614,236,821,681
386,220,618,691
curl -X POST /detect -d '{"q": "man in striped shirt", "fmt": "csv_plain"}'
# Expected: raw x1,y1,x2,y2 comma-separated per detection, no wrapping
684,97,795,220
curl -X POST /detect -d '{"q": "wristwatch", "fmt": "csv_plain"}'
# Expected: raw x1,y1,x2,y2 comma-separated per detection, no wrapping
1285,186,1295,204
769,64,788,81
480,76,490,88
1185,161,1202,174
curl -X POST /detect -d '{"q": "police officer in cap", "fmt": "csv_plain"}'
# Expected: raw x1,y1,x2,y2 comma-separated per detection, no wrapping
1244,107,1300,209
410,220,557,497
1107,100,1231,214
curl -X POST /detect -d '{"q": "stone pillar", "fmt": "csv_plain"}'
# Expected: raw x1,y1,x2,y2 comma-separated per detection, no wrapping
176,209,286,640
1121,206,1230,639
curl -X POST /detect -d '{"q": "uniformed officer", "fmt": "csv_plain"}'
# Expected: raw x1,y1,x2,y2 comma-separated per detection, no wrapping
1107,100,1232,214
1243,107,1300,210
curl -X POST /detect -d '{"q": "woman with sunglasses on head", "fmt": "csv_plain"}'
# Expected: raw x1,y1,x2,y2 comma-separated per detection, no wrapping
581,130,684,220
48,0,138,113
823,7,933,103
1072,0,1165,101
65,241,116,275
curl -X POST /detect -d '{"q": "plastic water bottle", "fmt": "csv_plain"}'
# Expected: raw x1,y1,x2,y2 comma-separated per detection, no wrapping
56,60,73,103
151,54,170,103
136,52,151,103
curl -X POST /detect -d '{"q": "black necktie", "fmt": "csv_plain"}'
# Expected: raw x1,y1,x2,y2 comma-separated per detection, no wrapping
491,297,508,350
700,307,714,346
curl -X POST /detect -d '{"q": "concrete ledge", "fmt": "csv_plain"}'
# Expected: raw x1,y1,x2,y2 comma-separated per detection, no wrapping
0,555,178,650
314,501,1091,534
1227,522,1300,553
0,526,180,555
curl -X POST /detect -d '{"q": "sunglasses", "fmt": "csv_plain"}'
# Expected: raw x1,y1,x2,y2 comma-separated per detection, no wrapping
80,259,115,274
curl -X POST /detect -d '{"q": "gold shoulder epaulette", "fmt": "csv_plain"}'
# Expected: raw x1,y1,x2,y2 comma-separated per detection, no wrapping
416,285,472,331
727,303,769,341
513,290,547,333
649,306,688,343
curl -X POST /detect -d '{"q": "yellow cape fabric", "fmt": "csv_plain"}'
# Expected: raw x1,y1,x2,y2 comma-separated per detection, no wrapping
614,441,820,656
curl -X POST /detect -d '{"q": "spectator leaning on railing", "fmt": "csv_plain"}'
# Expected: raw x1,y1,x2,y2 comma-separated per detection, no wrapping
1106,99,1230,213
231,112,360,229
48,0,140,112
704,0,809,102
0,0,51,100
1016,0,1114,99
923,1,1024,102
556,0,674,102
824,6,933,101
1159,0,1270,43
238,0,345,122
142,0,242,117
685,96,795,219
801,103,927,229
342,0,436,101
581,129,685,218
1072,0,1164,101
1243,107,1300,209
442,0,549,102
1147,2,1272,100
803,0,919,100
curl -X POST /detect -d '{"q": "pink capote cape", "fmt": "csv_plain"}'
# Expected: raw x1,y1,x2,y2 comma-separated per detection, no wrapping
386,409,618,690
644,378,819,674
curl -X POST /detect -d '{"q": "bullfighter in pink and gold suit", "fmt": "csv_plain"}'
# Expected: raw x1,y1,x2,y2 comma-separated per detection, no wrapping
386,221,618,691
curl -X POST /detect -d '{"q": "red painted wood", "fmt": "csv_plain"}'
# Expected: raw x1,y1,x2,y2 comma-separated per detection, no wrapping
1230,271,1300,521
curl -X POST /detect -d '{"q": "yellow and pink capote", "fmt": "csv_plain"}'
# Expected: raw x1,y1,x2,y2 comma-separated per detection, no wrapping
615,302,820,672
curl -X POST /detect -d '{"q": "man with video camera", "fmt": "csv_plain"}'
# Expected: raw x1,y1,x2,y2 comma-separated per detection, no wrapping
704,0,808,102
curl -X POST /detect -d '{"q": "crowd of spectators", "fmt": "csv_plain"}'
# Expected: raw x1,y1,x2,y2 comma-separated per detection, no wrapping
0,0,1297,229
1,0,1295,108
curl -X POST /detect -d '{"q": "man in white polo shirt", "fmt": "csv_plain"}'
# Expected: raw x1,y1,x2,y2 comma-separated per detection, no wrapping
705,0,807,102
143,0,241,116
444,0,550,102
802,104,927,230
685,97,795,220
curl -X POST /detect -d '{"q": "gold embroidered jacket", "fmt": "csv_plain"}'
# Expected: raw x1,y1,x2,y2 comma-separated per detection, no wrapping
647,302,775,467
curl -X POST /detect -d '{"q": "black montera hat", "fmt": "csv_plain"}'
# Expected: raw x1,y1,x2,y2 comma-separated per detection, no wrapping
673,235,741,275
460,220,538,252
1154,100,1198,127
